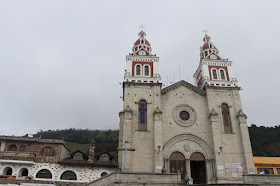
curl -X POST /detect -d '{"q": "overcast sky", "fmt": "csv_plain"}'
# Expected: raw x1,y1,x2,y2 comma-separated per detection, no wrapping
0,0,279,136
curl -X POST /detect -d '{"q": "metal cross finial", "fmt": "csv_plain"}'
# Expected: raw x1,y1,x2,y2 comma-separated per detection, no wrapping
203,29,208,35
140,25,145,30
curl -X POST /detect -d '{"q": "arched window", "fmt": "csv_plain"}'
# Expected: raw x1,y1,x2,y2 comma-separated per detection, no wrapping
138,100,147,131
60,171,77,180
3,167,12,175
101,172,108,177
36,169,52,179
8,144,17,151
136,65,141,75
221,103,232,133
212,69,218,79
18,168,28,176
144,65,150,76
220,69,226,80
41,147,55,156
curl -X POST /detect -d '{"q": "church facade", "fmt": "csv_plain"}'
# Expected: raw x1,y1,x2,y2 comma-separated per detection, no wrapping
118,30,255,184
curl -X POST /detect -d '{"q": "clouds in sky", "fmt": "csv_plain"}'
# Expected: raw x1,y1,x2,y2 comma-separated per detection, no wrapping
0,0,279,136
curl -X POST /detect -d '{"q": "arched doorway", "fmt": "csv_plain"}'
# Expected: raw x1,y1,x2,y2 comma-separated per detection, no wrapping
169,151,186,181
190,152,206,184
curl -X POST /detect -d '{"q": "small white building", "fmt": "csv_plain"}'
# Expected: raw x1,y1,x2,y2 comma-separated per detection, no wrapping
0,136,118,184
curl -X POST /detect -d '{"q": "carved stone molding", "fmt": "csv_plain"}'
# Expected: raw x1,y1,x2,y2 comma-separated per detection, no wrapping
162,134,213,160
173,104,197,127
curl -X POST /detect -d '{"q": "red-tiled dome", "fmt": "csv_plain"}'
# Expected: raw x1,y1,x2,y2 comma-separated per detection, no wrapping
203,43,209,50
134,38,151,46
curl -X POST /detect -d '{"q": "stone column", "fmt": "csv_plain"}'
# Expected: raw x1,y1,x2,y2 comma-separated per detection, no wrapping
166,158,170,173
186,159,193,184
206,159,212,183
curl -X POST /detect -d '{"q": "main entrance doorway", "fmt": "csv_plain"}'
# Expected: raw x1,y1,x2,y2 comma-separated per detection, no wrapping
190,152,206,184
169,151,186,181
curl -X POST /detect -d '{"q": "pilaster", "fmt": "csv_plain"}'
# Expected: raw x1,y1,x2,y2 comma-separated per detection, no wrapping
119,106,132,171
208,109,225,181
153,107,163,173
237,110,255,174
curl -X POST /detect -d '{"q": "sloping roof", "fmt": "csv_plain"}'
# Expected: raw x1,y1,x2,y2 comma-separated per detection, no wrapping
0,136,70,151
161,80,206,97
96,151,114,161
71,150,88,159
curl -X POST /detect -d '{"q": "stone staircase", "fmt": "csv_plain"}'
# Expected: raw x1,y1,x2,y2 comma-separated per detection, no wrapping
84,172,182,186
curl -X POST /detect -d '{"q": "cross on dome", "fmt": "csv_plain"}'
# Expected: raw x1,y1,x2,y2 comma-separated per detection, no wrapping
200,32,220,59
132,30,152,55
139,25,145,30
202,29,208,35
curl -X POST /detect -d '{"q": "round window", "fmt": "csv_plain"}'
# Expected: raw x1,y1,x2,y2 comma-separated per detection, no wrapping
179,111,190,120
173,104,197,127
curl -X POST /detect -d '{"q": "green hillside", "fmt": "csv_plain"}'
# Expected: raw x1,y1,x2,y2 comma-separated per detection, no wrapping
24,124,280,157
24,129,119,155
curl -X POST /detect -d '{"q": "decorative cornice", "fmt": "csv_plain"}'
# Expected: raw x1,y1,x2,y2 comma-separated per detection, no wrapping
205,85,241,91
161,80,206,97
123,82,162,88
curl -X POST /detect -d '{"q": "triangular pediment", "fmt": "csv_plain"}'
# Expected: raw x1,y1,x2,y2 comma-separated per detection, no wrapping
161,80,206,97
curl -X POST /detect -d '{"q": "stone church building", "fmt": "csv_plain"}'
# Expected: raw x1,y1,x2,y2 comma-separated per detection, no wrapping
118,30,255,184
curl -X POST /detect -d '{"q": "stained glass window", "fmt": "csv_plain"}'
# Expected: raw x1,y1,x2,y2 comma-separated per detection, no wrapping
222,103,232,133
212,69,218,79
136,65,141,75
138,100,147,125
220,70,225,80
144,66,149,76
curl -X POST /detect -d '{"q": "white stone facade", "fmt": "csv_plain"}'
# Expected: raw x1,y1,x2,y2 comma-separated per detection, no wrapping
118,32,255,184
0,160,115,183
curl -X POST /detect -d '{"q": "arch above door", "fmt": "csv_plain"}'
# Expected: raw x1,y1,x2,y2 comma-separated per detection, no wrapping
163,134,213,160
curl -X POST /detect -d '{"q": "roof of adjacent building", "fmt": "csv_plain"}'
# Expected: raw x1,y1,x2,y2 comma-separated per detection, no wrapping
0,136,70,151
58,158,118,168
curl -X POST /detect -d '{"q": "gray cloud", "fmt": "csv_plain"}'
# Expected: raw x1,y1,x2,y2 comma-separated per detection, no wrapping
0,0,279,136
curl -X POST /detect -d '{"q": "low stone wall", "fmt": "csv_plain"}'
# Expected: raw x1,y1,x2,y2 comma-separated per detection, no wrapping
0,180,84,186
244,174,280,185
85,172,182,186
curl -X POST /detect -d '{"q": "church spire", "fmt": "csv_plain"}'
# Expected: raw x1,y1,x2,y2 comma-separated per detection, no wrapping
132,30,152,56
124,31,160,83
194,32,238,89
200,32,220,60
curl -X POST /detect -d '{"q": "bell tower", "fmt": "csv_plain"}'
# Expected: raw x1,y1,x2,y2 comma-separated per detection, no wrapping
193,33,238,89
124,30,161,83
119,30,163,173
